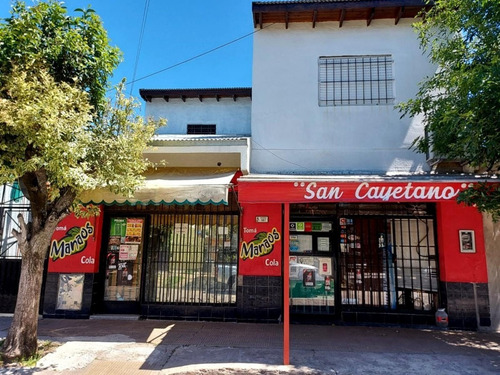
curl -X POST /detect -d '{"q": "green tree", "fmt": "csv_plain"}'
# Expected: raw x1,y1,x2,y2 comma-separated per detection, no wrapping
0,1,163,360
399,0,500,219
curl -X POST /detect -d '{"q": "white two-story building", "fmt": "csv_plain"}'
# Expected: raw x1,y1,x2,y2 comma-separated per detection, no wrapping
236,0,493,330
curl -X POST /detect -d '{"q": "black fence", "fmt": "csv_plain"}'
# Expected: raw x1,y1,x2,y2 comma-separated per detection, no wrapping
0,258,22,313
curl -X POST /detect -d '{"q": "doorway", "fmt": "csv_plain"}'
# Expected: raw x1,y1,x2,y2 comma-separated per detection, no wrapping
289,203,439,324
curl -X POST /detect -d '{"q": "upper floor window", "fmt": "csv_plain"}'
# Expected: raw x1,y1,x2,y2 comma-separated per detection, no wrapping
319,55,394,106
187,124,216,135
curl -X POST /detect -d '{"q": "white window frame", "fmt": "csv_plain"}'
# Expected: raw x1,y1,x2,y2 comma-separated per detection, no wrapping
319,55,395,106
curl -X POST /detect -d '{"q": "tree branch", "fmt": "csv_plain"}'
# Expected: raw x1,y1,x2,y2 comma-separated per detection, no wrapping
12,213,30,256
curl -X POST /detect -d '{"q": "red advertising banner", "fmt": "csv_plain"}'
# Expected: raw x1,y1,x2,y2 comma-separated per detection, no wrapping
238,180,476,203
239,203,282,276
48,211,103,273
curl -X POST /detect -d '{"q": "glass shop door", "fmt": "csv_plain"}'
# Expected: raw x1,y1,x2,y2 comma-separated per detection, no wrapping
288,220,337,319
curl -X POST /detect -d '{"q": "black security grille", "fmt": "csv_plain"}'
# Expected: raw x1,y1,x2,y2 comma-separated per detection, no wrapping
144,212,238,305
338,208,438,311
289,203,439,314
187,124,216,134
319,55,394,106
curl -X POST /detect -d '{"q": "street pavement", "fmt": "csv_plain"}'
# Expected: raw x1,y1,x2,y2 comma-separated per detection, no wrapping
0,314,499,374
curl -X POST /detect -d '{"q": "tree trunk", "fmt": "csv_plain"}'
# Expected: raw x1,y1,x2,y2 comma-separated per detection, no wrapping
1,244,46,361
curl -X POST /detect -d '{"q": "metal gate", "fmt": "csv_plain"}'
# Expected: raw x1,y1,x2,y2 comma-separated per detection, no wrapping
143,211,239,306
338,213,438,311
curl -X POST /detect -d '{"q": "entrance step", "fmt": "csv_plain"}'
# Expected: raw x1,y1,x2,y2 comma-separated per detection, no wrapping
90,314,140,321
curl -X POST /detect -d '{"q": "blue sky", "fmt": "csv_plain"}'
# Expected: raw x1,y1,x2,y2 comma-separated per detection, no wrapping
1,0,255,103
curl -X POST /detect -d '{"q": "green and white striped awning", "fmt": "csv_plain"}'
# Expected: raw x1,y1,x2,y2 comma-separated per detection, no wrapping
79,170,236,206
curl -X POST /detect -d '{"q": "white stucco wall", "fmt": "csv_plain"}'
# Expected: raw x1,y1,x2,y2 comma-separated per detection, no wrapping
145,97,251,136
251,19,437,174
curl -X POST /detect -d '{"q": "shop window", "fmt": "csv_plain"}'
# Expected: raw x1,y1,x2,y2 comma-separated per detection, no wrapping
319,55,394,106
104,217,145,302
290,203,439,314
144,213,238,305
289,221,335,315
187,124,216,135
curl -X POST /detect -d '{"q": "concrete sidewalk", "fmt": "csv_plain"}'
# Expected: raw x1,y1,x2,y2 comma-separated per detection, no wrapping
1,315,499,374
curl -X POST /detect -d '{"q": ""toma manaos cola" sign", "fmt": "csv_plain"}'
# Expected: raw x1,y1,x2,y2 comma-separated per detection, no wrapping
48,213,102,273
240,228,281,260
50,222,94,261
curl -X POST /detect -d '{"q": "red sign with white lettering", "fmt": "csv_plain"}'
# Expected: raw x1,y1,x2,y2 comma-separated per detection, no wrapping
48,211,103,273
238,180,474,203
239,204,282,276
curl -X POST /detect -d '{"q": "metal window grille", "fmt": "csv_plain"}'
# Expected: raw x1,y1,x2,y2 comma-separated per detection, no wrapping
319,55,394,106
339,215,438,311
1,184,31,259
144,212,238,305
187,124,216,135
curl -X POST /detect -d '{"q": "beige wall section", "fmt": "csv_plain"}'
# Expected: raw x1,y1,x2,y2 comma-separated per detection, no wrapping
483,213,500,332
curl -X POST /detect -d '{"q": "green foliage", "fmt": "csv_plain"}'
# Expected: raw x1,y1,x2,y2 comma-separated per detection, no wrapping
0,0,121,112
0,69,161,202
0,1,165,205
0,67,93,194
457,183,500,221
399,0,500,217
83,80,165,199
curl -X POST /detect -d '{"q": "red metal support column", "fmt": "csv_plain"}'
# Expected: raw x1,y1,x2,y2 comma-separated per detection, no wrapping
283,203,290,365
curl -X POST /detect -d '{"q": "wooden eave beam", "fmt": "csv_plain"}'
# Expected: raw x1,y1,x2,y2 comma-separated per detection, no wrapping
367,8,375,26
395,6,405,24
339,9,346,28
252,1,431,27
252,1,428,13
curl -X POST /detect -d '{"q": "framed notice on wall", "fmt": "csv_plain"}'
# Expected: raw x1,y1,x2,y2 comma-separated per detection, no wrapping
459,230,476,253
56,274,84,310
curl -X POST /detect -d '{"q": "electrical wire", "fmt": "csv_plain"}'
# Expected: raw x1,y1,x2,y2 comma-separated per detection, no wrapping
251,139,309,170
110,23,275,92
129,0,150,95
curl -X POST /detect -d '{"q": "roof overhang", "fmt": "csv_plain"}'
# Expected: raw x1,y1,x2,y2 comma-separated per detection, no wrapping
80,169,238,206
140,88,252,103
252,0,432,28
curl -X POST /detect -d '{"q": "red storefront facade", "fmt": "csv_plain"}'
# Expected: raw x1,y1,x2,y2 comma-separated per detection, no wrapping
237,177,490,329
40,177,492,329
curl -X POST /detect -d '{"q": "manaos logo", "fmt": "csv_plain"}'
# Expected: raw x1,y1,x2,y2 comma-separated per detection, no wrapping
50,222,94,261
240,228,281,260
